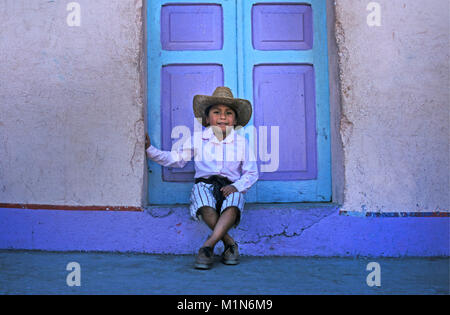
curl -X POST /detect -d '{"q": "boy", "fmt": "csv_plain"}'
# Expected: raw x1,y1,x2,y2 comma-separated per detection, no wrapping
145,87,258,269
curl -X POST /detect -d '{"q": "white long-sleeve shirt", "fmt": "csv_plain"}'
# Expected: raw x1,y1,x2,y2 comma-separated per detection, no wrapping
146,127,259,193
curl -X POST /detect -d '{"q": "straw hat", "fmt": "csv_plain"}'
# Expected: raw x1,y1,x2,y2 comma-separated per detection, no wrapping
193,87,252,127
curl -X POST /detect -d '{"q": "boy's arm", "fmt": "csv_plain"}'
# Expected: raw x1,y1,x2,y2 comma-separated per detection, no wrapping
146,137,193,168
232,140,259,193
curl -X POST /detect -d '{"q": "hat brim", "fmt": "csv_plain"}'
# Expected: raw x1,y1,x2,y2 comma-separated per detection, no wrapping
193,95,252,128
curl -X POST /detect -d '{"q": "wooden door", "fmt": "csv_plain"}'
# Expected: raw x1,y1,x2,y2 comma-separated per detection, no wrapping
240,0,331,202
147,0,331,204
147,0,237,204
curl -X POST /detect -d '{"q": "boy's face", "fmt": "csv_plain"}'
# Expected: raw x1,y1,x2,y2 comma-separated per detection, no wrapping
206,104,237,134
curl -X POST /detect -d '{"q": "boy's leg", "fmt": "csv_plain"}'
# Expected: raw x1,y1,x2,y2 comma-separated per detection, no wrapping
202,206,238,249
199,206,235,246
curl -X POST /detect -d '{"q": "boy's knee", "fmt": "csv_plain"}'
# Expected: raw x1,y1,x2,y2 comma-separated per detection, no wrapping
222,206,241,227
222,206,239,217
199,206,217,217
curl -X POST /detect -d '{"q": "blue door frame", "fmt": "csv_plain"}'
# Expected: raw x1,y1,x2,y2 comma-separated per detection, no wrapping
147,0,331,204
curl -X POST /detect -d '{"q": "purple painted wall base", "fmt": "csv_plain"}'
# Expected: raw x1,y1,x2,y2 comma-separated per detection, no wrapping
0,205,448,256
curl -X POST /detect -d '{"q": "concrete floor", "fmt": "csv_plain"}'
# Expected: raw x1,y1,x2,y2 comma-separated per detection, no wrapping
0,250,448,295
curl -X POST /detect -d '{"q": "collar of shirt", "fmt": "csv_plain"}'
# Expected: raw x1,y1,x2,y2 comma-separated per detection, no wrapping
202,126,236,144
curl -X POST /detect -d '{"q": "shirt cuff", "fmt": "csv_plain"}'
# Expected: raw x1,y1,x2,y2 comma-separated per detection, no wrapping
231,181,246,194
146,145,159,158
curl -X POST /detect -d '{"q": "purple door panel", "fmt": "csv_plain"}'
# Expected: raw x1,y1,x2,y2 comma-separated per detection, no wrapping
161,64,224,181
161,4,223,51
252,4,313,51
254,64,317,180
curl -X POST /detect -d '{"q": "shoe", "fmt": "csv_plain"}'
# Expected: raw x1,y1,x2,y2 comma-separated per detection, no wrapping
195,246,214,270
222,243,239,265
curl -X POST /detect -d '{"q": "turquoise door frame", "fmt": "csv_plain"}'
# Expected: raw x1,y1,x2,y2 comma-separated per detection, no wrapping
147,0,332,204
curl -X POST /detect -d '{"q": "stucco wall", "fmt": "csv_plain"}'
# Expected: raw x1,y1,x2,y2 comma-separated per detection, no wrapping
0,0,146,207
1,0,448,213
334,0,449,213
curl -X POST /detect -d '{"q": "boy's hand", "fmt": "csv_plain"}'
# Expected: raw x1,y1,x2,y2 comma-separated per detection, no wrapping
221,185,238,198
145,133,151,150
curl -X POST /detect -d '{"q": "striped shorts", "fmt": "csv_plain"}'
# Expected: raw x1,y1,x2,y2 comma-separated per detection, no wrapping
189,182,245,227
